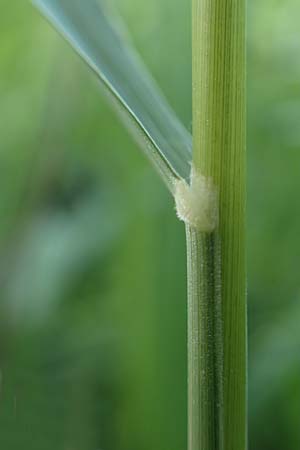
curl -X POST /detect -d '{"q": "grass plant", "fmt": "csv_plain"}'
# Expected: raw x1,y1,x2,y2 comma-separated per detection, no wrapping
33,1,247,448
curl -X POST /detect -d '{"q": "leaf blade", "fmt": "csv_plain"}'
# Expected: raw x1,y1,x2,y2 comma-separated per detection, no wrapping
33,0,192,190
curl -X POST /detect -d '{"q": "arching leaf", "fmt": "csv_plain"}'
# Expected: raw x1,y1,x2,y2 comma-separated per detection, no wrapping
33,0,192,192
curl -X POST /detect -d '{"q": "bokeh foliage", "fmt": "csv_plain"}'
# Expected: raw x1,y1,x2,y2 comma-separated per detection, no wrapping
0,0,299,449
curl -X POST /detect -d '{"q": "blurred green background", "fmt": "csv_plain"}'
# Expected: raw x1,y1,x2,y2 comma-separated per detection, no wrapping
0,0,300,449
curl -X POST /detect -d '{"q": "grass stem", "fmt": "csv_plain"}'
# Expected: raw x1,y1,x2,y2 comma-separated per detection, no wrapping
189,0,247,448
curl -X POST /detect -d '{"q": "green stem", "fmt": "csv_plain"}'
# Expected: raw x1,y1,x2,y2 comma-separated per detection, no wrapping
186,228,223,449
189,0,247,449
